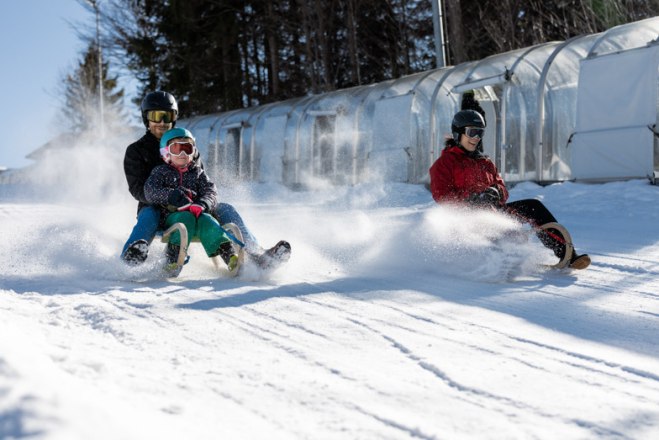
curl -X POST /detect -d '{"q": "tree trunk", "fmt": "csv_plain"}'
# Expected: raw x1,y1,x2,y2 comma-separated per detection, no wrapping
346,0,361,84
299,0,319,93
444,0,467,64
265,1,280,98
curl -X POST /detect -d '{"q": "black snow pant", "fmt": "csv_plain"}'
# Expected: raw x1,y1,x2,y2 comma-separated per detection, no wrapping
503,199,568,258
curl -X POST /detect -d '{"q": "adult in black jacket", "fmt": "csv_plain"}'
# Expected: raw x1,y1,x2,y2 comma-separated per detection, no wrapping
121,92,290,268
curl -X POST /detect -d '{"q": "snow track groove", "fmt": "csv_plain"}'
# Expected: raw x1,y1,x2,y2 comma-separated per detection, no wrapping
290,292,659,438
345,303,629,439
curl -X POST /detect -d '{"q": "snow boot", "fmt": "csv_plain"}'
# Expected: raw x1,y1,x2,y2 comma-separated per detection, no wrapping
163,243,182,277
122,239,149,266
569,252,591,270
254,240,291,270
215,241,240,275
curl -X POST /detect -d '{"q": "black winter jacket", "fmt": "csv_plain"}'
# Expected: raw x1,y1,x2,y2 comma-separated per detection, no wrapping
124,130,202,214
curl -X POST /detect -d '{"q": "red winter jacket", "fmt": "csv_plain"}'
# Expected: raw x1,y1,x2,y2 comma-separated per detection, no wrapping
429,143,508,205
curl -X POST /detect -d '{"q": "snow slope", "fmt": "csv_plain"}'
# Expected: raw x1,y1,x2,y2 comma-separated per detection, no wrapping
1,170,659,439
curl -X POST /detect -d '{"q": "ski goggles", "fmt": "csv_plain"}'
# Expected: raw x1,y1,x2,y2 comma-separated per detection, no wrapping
147,110,177,123
464,127,485,139
168,141,196,156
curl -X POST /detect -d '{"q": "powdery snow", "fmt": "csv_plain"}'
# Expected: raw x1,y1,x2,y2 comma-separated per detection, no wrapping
1,173,659,439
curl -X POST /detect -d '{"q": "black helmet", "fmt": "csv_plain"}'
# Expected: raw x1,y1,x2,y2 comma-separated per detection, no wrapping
451,109,486,141
141,91,178,127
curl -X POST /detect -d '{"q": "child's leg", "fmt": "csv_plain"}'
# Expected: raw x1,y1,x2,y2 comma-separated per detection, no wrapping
165,211,197,246
196,213,231,256
216,203,259,252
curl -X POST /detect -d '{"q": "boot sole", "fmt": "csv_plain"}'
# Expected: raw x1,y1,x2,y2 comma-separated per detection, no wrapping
569,255,591,270
122,241,149,265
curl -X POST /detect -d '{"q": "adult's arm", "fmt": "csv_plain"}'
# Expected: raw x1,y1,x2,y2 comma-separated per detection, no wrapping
429,154,463,203
124,145,150,204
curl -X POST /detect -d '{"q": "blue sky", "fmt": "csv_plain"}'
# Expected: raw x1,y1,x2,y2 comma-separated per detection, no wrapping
0,1,137,169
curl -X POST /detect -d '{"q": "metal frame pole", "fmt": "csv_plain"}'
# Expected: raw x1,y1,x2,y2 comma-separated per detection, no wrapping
431,0,447,68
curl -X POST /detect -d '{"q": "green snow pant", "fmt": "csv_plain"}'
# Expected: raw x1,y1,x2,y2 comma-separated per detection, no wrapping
164,211,230,257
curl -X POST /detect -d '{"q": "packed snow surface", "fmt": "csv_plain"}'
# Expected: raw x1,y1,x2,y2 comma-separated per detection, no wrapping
1,171,659,439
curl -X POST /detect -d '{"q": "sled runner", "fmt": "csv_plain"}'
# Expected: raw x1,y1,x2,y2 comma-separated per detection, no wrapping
537,222,574,269
490,220,587,281
161,221,245,277
503,204,590,271
504,221,581,270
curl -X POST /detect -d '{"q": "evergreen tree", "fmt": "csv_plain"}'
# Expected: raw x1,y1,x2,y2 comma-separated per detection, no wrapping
94,0,656,116
60,42,126,134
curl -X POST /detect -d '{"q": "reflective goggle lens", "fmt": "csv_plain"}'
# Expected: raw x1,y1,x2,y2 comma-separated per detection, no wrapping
465,127,484,139
168,141,195,156
147,110,176,123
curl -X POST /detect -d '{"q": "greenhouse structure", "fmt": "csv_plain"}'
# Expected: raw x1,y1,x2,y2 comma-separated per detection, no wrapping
180,17,659,188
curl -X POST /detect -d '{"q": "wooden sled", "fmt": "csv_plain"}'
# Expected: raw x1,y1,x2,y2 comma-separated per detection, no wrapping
161,221,245,277
538,222,574,269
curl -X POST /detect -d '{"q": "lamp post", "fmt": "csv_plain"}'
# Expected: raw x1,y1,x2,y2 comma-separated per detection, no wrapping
86,0,104,137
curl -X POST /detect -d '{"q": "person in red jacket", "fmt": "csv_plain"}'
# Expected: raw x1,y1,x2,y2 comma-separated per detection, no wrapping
429,109,590,270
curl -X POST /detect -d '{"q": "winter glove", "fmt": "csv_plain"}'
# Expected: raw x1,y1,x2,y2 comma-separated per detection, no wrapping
184,188,197,199
167,188,193,208
467,186,501,206
186,204,205,218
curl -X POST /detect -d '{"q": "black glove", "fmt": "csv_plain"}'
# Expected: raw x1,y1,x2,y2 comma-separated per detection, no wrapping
167,188,193,208
467,186,501,206
192,199,210,212
183,188,197,199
